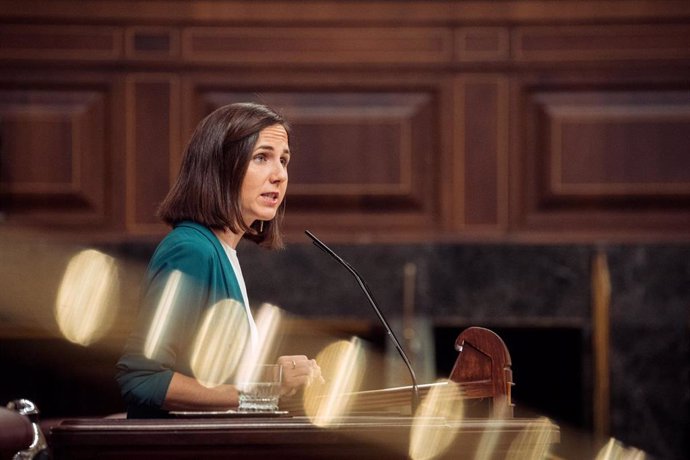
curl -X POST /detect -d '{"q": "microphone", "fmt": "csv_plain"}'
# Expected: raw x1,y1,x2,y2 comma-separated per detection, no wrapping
304,230,420,413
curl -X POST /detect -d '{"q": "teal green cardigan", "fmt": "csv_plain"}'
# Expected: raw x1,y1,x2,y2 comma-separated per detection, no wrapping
116,221,245,418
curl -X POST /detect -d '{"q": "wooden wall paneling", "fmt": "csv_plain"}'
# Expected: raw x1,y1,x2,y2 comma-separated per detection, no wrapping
182,27,453,65
513,24,690,63
0,24,123,61
453,75,509,232
1,1,690,242
513,75,690,236
181,74,447,239
125,26,180,61
124,74,180,234
544,91,690,198
108,75,128,232
2,1,690,25
509,77,529,235
0,78,112,227
455,27,510,63
282,90,440,237
436,76,458,234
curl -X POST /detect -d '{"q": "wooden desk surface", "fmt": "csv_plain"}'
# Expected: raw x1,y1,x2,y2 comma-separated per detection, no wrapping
49,415,559,459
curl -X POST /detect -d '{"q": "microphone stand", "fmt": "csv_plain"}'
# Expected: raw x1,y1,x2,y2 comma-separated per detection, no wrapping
305,230,420,414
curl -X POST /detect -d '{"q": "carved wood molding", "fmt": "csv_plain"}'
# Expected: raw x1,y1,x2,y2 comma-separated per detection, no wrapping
1,1,689,24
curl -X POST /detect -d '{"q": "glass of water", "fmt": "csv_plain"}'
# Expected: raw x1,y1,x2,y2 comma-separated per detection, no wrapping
237,364,282,412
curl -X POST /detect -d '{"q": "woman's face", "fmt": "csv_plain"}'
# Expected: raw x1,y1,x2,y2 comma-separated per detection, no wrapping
239,124,290,227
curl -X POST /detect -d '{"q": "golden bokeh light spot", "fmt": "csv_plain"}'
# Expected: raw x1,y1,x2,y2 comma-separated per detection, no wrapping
505,416,553,460
304,337,365,427
235,303,283,385
471,399,512,460
190,299,250,388
54,249,119,346
408,379,465,460
595,437,647,460
143,270,183,360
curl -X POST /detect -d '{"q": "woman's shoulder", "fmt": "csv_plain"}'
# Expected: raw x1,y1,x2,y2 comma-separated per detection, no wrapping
163,222,217,248
163,221,216,246
150,222,220,272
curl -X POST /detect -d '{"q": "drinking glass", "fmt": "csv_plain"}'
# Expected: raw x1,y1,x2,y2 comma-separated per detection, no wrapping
237,364,282,412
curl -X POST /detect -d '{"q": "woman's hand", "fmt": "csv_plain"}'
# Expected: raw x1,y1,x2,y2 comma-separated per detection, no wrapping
277,355,323,397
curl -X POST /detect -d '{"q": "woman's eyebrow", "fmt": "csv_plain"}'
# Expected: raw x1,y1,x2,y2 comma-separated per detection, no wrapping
254,145,291,156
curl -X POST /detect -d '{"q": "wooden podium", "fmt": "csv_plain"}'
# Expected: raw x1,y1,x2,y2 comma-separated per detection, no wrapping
48,327,558,459
49,416,558,459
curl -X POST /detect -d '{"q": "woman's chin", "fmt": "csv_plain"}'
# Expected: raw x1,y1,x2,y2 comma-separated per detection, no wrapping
249,214,277,226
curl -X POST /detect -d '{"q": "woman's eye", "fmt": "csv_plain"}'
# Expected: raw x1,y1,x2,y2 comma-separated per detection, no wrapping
253,154,267,162
281,157,289,166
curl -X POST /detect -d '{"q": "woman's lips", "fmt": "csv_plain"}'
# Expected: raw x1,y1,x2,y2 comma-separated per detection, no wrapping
260,192,280,205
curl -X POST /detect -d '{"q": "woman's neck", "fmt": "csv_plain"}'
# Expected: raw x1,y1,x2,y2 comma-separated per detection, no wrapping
213,227,242,249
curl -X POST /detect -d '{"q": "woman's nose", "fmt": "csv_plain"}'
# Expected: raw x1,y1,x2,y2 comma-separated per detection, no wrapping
271,161,288,182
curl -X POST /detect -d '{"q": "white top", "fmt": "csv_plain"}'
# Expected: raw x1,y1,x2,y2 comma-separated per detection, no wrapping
218,240,259,351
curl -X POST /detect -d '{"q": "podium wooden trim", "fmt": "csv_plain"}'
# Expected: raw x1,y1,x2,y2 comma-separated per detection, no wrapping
49,416,558,459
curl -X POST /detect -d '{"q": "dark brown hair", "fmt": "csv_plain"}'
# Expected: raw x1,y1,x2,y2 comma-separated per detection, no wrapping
157,102,289,249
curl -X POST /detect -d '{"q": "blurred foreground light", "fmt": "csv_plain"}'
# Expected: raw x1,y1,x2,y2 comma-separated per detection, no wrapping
595,437,647,460
143,270,183,360
304,337,365,427
190,299,250,387
235,303,283,384
506,417,553,460
472,398,512,460
408,379,464,460
54,249,119,346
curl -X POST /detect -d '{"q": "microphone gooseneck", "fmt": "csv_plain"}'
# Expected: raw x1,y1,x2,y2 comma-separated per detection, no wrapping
304,230,420,413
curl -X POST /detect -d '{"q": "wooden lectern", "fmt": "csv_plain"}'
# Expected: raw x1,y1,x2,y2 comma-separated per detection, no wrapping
48,327,556,459
318,326,514,418
450,326,514,418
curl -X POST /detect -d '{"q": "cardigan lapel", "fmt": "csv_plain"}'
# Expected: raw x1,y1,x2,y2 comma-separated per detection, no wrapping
175,221,237,300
